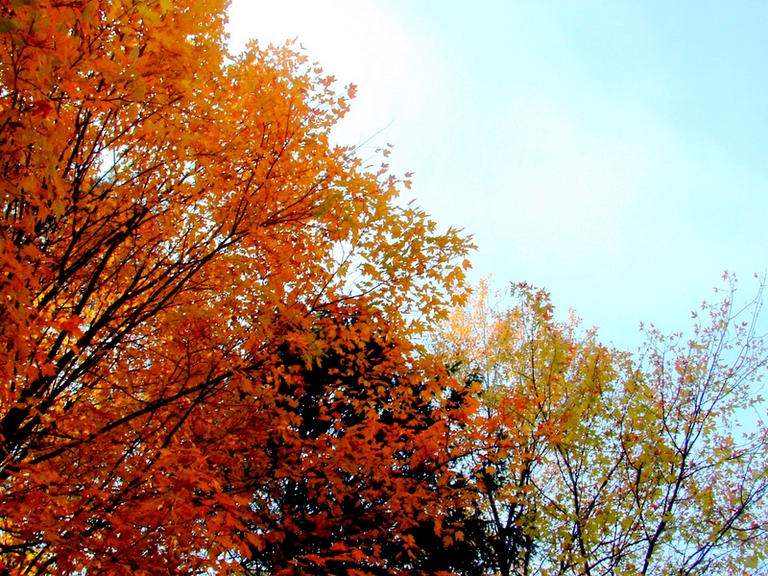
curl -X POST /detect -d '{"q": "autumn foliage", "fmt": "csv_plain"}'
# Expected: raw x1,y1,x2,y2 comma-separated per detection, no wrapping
432,278,768,575
2,1,768,575
0,0,472,573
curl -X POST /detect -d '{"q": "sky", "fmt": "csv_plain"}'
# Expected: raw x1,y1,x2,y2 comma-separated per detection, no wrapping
226,0,768,351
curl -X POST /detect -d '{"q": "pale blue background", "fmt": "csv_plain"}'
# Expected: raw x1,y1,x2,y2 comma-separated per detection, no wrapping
227,1,768,350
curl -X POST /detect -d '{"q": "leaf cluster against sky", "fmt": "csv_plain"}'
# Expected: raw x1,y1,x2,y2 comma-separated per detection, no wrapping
228,0,768,350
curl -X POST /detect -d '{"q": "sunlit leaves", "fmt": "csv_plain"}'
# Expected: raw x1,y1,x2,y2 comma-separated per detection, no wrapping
0,1,472,573
433,276,768,575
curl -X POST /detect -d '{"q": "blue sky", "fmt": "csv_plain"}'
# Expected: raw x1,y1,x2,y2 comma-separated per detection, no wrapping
227,1,768,350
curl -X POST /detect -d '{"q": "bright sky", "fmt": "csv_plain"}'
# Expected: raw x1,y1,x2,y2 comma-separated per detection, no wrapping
227,0,768,350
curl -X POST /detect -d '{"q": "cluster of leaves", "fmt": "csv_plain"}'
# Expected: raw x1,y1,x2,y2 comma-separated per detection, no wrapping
432,277,768,575
2,1,767,575
0,0,473,573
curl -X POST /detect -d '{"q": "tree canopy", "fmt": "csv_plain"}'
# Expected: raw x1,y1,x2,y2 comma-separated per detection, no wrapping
2,1,767,575
0,0,471,573
431,277,768,575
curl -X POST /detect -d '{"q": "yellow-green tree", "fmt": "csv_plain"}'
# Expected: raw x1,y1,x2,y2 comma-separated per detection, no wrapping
433,276,768,575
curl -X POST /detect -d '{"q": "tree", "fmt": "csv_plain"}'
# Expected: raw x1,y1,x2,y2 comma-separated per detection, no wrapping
432,276,768,575
233,304,474,576
0,0,472,573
